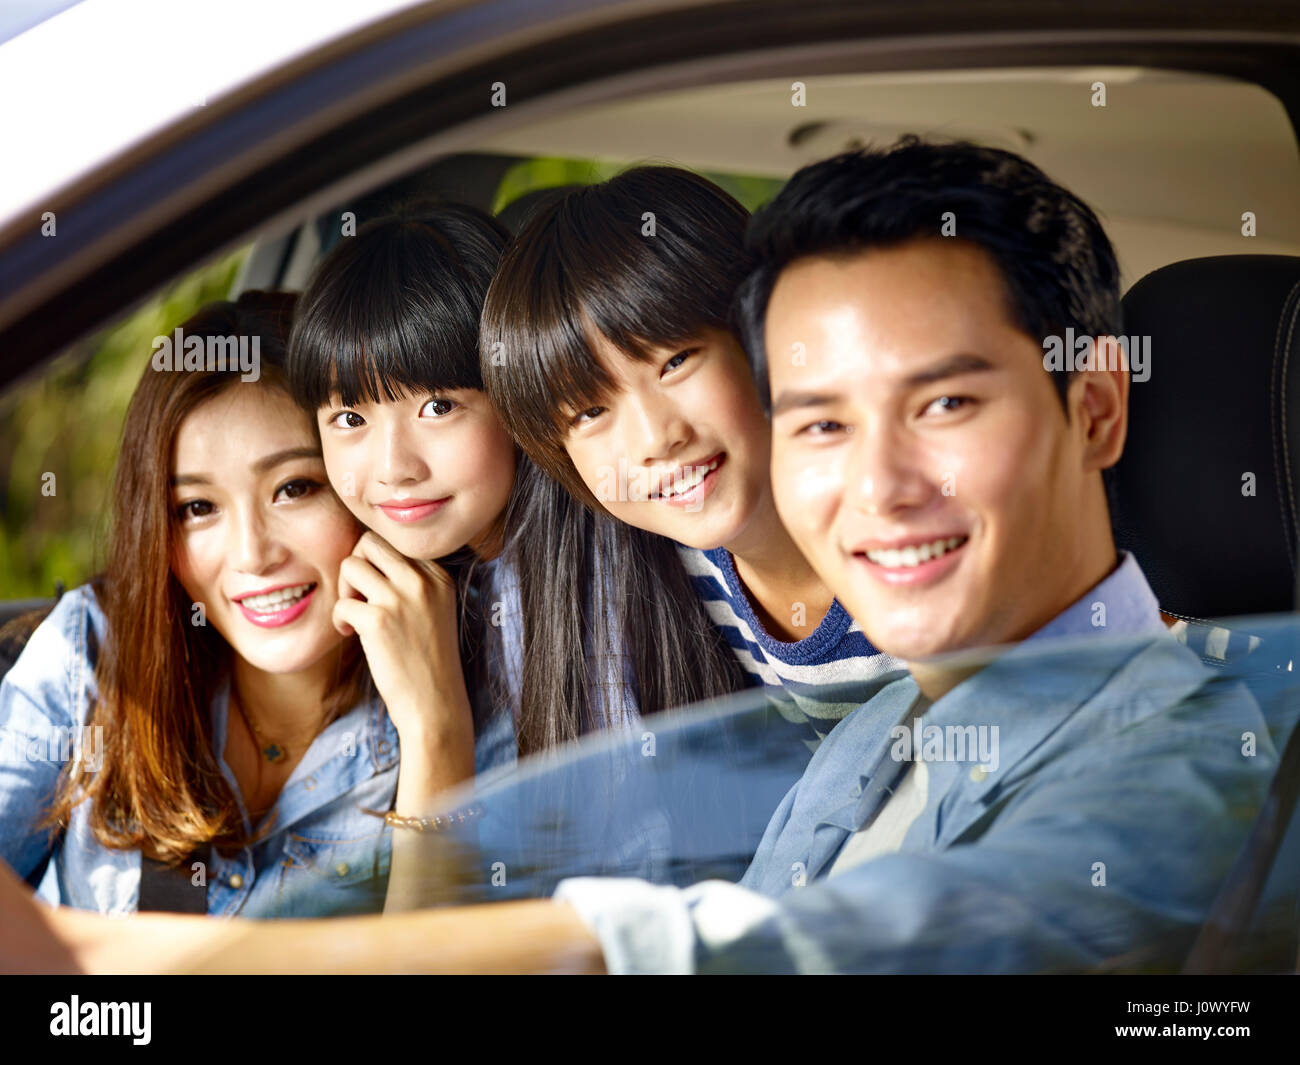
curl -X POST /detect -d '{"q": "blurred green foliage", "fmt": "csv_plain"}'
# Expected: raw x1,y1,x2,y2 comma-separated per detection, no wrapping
492,155,783,215
0,249,247,598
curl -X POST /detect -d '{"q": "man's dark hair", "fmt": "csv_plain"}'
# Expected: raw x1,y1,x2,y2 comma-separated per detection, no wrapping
735,136,1123,415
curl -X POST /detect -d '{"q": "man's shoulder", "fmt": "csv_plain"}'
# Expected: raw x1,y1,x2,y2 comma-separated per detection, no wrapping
1052,633,1275,776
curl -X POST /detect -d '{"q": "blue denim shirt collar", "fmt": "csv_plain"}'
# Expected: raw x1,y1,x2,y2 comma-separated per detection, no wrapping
808,553,1168,870
1018,551,1164,647
210,673,400,840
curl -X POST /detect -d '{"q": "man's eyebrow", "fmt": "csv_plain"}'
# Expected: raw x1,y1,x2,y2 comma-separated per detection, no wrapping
171,447,322,487
771,354,998,416
770,390,839,417
902,353,997,388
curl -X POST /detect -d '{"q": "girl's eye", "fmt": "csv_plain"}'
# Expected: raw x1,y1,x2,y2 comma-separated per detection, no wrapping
662,349,696,375
176,499,214,522
572,406,606,426
274,478,320,503
329,410,365,430
420,397,457,418
924,395,970,416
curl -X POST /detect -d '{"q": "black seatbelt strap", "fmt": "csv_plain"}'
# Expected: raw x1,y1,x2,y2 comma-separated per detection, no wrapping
138,842,211,914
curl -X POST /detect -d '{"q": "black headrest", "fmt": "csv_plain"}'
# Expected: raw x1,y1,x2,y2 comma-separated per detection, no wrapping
1114,255,1300,620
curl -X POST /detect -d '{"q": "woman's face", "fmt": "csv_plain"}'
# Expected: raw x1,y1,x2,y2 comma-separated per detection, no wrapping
170,384,361,674
315,388,517,561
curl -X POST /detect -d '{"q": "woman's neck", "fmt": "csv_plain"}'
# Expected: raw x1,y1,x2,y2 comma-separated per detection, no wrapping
723,491,835,642
230,647,343,750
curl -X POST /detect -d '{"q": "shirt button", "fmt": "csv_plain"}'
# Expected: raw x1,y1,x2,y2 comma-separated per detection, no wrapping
970,766,989,783
303,776,317,790
377,741,392,755
335,862,350,877
228,873,244,889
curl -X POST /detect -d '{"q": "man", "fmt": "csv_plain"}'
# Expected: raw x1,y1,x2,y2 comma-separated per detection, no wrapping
0,139,1276,974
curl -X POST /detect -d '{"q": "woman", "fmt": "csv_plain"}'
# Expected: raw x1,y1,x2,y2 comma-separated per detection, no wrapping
0,292,442,917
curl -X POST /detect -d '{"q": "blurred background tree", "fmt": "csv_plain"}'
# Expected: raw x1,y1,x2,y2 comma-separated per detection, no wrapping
0,248,248,598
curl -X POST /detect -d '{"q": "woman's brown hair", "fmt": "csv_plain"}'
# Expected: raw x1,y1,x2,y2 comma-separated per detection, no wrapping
44,291,367,863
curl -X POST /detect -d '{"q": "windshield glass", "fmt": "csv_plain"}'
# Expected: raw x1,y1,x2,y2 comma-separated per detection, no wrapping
270,617,1299,974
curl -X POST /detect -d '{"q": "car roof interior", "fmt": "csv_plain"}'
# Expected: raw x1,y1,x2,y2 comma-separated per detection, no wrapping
236,65,1300,297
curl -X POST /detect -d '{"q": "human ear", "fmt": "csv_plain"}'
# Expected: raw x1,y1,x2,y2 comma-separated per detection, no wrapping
1072,334,1129,474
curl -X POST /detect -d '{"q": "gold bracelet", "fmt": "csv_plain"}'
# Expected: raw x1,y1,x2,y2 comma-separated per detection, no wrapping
383,803,484,832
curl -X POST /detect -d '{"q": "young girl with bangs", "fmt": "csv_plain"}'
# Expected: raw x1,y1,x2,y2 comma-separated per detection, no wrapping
480,167,901,742
283,203,747,908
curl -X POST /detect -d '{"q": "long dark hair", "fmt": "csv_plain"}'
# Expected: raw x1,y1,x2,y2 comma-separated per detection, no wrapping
481,167,754,749
45,292,369,863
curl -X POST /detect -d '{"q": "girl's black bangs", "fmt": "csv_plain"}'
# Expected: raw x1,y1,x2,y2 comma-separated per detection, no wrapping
519,213,742,441
288,216,494,412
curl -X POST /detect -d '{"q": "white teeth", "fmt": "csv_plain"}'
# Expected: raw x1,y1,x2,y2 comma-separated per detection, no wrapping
239,583,313,612
866,536,967,568
658,457,721,499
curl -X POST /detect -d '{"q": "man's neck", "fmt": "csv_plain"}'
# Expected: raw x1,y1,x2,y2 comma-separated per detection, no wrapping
908,546,1123,703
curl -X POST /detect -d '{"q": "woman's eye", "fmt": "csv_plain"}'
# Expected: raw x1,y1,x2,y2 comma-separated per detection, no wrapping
924,395,970,416
176,499,214,522
274,478,320,503
420,397,457,418
662,349,696,375
329,410,365,429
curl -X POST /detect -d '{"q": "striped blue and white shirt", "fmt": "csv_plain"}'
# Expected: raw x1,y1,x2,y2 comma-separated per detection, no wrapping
677,545,904,745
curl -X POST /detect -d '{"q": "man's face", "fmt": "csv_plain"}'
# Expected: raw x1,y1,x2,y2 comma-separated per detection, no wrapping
767,238,1119,663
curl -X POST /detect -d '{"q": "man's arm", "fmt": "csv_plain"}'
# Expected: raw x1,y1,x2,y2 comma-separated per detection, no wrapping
0,856,604,974
554,689,1278,974
50,897,605,975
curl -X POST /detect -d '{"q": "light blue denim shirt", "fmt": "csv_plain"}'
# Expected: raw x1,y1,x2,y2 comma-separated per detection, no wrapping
0,583,509,917
556,554,1278,972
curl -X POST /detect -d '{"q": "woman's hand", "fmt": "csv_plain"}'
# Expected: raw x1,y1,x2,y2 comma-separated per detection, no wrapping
332,532,475,795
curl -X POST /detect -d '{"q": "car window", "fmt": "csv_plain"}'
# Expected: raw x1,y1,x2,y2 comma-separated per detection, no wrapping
265,619,1300,971
2,50,1299,976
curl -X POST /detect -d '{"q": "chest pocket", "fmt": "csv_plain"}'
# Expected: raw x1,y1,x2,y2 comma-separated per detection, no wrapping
274,830,391,917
